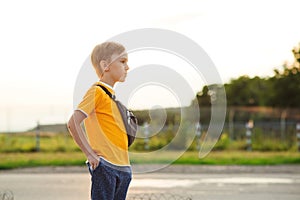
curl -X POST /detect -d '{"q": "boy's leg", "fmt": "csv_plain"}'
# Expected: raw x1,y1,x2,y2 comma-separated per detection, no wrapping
114,170,132,200
90,162,116,200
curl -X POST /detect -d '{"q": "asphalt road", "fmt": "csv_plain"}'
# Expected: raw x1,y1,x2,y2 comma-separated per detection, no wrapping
1,165,300,200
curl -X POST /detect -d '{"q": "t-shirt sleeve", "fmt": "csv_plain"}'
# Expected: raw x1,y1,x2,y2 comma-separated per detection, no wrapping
76,86,102,116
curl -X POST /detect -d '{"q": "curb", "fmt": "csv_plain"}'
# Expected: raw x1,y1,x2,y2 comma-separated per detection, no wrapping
1,164,300,174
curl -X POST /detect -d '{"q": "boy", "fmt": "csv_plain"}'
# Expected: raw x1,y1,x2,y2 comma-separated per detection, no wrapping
67,42,131,200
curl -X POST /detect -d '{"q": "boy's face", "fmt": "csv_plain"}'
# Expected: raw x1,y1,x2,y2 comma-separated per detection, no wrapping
107,52,129,82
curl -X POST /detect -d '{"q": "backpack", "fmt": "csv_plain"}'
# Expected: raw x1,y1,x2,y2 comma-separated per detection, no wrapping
97,85,138,147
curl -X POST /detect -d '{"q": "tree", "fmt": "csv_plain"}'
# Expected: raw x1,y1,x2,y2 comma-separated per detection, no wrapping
195,85,211,106
225,76,272,106
191,43,300,108
270,43,300,107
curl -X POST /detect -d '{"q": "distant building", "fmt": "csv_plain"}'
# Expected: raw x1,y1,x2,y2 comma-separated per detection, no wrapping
29,123,68,133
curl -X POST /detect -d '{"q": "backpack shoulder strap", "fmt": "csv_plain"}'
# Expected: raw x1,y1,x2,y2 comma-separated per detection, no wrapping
97,84,137,147
97,85,116,100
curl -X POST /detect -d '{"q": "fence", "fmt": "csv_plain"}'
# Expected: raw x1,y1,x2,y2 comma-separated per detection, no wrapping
0,190,14,200
127,193,192,200
1,106,299,152
222,121,298,141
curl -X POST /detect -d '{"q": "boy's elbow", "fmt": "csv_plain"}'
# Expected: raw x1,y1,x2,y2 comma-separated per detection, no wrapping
67,116,75,134
67,110,86,132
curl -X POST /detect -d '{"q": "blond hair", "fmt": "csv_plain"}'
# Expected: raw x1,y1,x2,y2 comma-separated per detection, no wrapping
91,41,126,78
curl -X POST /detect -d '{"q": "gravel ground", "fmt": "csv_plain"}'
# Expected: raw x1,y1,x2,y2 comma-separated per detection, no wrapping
1,165,300,200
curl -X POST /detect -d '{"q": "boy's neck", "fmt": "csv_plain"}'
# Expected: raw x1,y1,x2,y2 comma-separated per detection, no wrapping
99,78,115,89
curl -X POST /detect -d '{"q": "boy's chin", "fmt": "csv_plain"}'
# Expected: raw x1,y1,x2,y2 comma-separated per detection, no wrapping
118,77,127,82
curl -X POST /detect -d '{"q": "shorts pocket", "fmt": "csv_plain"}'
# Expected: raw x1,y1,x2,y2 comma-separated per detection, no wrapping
86,160,101,175
86,161,93,175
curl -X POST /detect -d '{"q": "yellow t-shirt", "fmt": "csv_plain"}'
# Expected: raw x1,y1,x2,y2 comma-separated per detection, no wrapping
77,81,129,166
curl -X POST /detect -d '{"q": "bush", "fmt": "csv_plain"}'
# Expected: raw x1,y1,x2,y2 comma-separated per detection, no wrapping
252,139,290,151
213,133,230,151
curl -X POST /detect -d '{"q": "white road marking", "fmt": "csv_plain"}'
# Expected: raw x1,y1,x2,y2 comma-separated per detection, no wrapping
131,177,296,188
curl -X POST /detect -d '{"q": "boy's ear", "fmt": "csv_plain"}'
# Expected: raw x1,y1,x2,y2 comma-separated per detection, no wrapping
99,60,109,71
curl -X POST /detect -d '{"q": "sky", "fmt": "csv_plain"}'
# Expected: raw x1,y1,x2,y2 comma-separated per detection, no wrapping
0,0,299,131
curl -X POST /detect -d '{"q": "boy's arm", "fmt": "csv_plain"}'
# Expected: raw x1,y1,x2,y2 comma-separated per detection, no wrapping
67,110,99,169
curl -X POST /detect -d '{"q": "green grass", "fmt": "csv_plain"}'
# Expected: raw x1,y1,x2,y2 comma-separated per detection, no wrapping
0,132,80,153
129,150,300,165
0,132,299,170
1,151,299,170
0,152,86,170
174,151,300,165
